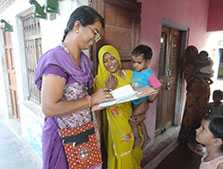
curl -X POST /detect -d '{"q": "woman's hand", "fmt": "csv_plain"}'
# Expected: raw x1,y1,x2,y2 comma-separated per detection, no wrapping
105,74,117,90
91,89,114,112
91,105,104,112
91,89,113,105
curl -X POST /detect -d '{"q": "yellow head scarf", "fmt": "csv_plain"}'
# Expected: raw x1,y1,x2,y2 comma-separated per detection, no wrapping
95,45,122,89
95,46,141,165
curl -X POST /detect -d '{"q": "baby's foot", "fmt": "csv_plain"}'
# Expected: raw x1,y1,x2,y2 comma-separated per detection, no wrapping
142,136,151,148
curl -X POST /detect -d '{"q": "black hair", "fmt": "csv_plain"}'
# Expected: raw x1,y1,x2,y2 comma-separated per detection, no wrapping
131,44,153,60
209,117,223,140
203,114,223,139
183,45,198,67
198,50,209,58
62,6,105,42
213,90,223,99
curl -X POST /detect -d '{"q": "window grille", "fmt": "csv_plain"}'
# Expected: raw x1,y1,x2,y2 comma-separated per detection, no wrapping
21,13,42,104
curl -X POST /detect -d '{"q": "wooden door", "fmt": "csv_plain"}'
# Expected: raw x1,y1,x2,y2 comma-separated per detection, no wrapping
2,31,20,119
89,0,141,70
156,26,182,134
217,48,223,78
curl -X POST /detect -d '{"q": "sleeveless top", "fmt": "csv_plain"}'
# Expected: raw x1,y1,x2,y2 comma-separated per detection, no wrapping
200,155,223,169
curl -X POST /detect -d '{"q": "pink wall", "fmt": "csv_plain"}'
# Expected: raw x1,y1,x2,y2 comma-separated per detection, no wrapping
207,0,223,31
139,0,210,140
140,0,209,63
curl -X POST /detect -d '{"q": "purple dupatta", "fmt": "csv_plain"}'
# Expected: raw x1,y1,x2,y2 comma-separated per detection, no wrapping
35,46,93,90
35,46,94,169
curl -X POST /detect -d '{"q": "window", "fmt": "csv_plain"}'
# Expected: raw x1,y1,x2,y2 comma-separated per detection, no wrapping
21,13,42,104
0,0,15,14
218,48,223,79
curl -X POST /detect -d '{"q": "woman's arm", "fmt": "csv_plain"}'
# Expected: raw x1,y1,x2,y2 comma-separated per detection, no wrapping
41,75,107,117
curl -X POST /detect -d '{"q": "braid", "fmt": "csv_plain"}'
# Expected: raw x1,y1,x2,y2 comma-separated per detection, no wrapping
62,28,70,42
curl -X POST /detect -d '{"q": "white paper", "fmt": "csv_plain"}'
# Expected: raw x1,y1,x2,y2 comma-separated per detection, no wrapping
110,84,137,100
99,85,137,108
98,84,158,108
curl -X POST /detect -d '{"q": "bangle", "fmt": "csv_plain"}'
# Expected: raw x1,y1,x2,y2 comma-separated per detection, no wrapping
86,95,92,108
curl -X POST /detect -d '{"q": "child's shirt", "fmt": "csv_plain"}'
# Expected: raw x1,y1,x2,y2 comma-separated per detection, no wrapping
200,155,223,169
132,68,161,106
207,102,223,118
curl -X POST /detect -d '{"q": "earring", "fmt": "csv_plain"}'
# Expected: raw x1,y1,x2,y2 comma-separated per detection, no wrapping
75,30,79,33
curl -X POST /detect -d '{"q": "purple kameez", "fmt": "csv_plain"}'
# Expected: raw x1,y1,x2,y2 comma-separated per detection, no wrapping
35,46,101,169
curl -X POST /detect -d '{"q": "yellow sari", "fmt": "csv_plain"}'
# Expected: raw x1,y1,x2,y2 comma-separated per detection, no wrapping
95,45,141,169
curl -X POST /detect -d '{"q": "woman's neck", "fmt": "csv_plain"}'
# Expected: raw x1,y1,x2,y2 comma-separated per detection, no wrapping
63,39,81,66
205,144,223,161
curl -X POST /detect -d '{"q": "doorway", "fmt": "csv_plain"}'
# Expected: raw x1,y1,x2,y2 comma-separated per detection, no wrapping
156,26,185,135
2,31,20,119
89,0,141,70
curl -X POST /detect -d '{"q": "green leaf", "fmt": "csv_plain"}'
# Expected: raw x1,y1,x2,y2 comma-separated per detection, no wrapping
46,0,59,13
29,0,47,19
0,19,13,32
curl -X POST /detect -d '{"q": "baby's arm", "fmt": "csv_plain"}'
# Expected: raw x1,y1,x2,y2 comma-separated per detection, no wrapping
148,73,161,89
147,73,161,102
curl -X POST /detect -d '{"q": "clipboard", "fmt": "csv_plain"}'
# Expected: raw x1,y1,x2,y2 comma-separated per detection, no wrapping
98,84,159,108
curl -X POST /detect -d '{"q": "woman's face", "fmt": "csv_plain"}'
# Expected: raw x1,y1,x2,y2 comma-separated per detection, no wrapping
76,21,103,49
103,53,120,73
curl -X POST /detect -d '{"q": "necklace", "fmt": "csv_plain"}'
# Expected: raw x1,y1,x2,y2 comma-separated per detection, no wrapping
60,43,81,67
61,42,70,54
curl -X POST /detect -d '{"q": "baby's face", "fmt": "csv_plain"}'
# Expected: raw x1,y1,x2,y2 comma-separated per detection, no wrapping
131,55,150,71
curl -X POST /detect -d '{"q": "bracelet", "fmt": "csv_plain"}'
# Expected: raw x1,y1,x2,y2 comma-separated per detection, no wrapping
86,95,92,108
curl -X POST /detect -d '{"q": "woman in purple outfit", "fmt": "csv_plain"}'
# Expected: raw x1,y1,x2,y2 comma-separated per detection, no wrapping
35,6,109,169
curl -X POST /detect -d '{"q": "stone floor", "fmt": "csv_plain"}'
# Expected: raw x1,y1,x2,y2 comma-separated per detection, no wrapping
155,144,201,169
0,120,41,169
142,126,179,169
0,115,201,169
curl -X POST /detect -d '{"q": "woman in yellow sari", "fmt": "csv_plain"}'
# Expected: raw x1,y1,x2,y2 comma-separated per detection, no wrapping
95,45,142,169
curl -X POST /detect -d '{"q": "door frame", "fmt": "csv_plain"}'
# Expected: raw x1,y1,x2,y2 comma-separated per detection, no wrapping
0,29,12,118
157,19,189,130
88,0,141,75
0,30,20,119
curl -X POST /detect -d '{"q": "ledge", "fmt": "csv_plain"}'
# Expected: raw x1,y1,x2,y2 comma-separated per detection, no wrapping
142,126,180,169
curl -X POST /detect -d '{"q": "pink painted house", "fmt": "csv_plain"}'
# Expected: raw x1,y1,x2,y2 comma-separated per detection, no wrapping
1,0,223,168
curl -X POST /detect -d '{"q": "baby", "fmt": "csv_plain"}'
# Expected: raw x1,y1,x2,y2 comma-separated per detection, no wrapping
130,44,161,147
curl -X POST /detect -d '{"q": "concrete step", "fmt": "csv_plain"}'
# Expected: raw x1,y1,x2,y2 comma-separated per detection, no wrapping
142,126,179,169
0,120,41,169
